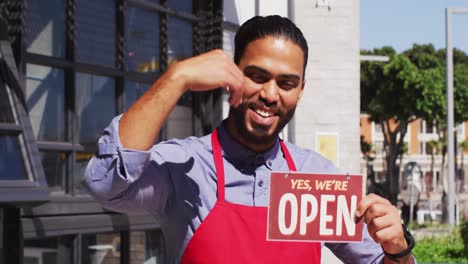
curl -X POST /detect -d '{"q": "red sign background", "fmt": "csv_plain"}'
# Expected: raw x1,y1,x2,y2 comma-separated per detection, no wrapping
267,172,363,242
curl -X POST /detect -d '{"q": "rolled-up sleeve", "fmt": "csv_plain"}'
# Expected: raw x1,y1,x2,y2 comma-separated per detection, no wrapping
82,115,172,215
325,225,418,264
325,224,385,263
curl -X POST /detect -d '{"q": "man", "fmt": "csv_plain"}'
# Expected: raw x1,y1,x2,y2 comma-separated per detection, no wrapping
83,16,415,263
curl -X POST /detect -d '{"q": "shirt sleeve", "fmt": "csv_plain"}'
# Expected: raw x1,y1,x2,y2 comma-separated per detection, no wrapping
325,224,385,263
82,115,174,216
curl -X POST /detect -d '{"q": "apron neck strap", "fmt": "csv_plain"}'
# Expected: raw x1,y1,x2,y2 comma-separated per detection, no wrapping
211,129,226,201
279,140,297,171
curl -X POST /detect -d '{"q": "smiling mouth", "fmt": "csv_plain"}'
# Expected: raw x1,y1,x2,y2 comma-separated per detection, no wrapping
249,106,278,126
254,108,274,118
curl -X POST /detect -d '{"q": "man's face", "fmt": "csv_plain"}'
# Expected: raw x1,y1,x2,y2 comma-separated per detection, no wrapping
228,36,305,151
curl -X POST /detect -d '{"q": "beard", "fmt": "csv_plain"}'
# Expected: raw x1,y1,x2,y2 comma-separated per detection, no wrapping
229,99,296,146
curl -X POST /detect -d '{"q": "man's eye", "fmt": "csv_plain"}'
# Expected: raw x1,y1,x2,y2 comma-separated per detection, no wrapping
278,80,298,90
249,74,268,83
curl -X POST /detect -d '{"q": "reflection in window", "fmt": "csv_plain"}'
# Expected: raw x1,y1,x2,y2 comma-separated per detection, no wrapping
166,105,193,139
0,82,14,123
168,17,193,65
0,136,27,180
167,0,192,13
130,230,164,264
24,235,74,264
76,0,116,67
124,81,150,111
74,152,94,193
125,7,160,73
26,64,65,141
40,151,67,192
25,0,66,58
82,232,120,264
76,73,115,147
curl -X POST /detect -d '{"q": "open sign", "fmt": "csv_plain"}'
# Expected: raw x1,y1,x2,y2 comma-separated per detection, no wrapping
267,172,363,242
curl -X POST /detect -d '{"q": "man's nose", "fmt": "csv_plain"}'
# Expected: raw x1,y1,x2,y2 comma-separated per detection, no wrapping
259,79,279,105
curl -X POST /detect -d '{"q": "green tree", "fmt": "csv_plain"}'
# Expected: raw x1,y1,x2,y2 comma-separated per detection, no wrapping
361,45,446,204
361,43,468,211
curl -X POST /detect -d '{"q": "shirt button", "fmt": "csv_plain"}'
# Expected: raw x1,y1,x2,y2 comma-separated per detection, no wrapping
258,180,264,187
268,161,272,166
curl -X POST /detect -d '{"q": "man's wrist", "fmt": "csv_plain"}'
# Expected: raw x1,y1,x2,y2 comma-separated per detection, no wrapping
383,225,415,263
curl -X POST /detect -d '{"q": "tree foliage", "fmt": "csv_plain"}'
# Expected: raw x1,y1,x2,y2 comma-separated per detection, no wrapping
360,44,468,204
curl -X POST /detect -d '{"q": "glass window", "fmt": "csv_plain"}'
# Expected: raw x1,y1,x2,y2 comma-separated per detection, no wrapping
25,0,66,58
0,82,14,123
74,152,94,193
124,81,150,111
168,17,193,65
166,105,193,139
24,235,74,264
130,230,164,264
76,0,116,67
374,122,382,134
82,232,120,264
75,73,115,148
167,0,192,13
125,7,160,73
425,142,434,155
426,123,434,134
0,136,27,180
40,151,67,192
26,64,66,141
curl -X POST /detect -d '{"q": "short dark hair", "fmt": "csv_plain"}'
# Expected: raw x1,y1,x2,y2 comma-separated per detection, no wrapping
234,15,308,75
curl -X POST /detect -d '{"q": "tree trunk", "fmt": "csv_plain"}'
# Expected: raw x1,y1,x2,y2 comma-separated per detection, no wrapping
382,120,408,205
386,149,400,205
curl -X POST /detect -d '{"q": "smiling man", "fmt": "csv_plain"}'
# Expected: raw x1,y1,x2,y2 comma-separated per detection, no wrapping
83,16,415,263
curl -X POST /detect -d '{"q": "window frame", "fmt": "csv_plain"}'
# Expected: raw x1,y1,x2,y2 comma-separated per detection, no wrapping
0,30,49,205
22,0,220,198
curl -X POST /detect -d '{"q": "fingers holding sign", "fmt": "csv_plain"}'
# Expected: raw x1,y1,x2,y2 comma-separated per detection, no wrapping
175,49,245,107
355,194,409,256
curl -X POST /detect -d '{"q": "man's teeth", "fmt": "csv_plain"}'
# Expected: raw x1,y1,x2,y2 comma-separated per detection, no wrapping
255,109,273,117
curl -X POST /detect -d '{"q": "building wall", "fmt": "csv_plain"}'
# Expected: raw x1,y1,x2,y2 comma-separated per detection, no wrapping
293,0,361,174
360,115,372,144
410,120,420,155
466,122,468,147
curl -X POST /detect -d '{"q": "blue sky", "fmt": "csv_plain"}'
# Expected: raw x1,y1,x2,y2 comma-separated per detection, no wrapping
361,0,468,53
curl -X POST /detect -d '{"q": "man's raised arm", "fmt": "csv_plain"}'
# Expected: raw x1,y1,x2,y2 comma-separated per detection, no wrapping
82,50,244,213
119,49,245,150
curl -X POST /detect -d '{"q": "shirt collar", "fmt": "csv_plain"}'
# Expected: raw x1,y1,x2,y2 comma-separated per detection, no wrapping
217,122,280,169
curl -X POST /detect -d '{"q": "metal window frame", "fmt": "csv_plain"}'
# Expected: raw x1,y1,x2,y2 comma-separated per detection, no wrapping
20,0,222,199
17,2,223,263
22,0,201,196
0,21,48,205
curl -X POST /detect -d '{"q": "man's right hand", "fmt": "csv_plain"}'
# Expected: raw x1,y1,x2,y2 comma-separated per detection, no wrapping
173,49,245,107
119,49,245,150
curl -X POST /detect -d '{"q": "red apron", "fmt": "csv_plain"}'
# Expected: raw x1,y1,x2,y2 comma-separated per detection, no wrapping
181,129,321,263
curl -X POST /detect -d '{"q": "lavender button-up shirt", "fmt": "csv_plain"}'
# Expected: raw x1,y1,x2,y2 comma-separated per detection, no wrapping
83,115,387,263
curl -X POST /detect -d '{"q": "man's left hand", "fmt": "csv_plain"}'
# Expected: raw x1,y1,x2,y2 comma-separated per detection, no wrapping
355,193,411,260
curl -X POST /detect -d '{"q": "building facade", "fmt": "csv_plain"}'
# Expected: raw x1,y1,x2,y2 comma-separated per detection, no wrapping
1,1,223,263
360,115,468,223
